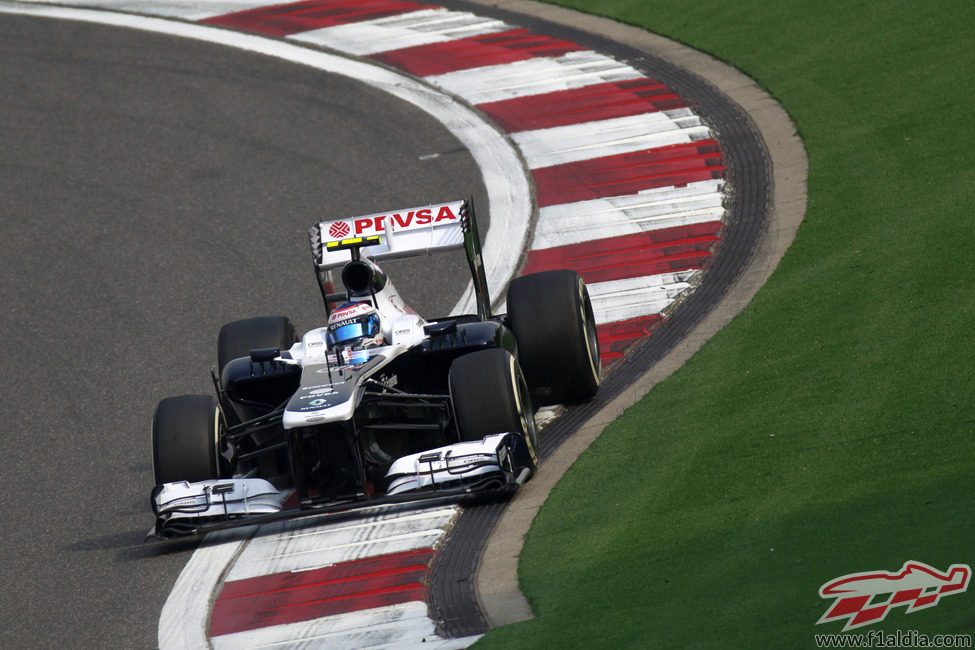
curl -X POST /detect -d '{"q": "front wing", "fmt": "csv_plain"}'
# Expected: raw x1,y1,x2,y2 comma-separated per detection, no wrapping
150,433,530,539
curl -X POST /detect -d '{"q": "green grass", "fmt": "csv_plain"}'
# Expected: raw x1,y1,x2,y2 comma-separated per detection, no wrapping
476,1,975,646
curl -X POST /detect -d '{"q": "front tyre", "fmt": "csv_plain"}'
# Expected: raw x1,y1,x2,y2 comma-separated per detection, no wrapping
152,394,223,484
449,348,538,474
217,315,297,375
506,269,600,405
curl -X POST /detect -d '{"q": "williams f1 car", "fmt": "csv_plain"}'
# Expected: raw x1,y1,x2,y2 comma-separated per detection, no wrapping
150,198,600,538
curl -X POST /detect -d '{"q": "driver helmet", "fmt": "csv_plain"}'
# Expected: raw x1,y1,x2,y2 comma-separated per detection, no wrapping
327,302,383,350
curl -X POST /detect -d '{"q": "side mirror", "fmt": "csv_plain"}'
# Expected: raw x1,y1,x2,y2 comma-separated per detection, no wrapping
249,348,280,363
423,320,457,336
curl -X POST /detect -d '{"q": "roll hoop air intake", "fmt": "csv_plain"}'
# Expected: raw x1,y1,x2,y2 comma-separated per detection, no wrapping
342,259,387,297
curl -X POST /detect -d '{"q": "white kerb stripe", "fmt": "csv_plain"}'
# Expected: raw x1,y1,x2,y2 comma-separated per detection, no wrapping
512,109,711,168
532,180,725,249
588,271,699,323
426,50,644,103
227,506,460,580
290,8,511,55
226,530,447,580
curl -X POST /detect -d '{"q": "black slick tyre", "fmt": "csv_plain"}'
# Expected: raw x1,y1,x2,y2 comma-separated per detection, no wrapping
152,394,222,484
449,348,538,472
506,269,600,405
217,315,297,375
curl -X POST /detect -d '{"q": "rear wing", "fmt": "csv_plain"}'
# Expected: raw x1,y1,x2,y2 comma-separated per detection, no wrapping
309,198,491,319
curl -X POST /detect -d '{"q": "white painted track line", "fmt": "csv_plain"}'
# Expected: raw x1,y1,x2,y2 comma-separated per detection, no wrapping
15,0,271,20
157,526,256,649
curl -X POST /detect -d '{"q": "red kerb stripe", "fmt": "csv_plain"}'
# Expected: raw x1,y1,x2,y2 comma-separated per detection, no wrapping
369,28,587,76
202,0,436,37
533,140,724,207
597,315,663,365
477,79,687,133
210,548,435,636
523,223,722,283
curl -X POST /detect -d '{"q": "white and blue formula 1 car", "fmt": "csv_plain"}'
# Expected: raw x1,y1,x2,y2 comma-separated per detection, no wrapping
149,198,600,538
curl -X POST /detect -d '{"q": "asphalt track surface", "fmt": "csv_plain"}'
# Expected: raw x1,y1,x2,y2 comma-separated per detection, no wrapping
0,13,487,647
0,3,808,646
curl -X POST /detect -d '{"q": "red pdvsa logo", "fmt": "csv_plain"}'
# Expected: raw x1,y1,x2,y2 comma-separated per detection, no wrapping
320,201,463,248
328,221,351,239
348,204,458,237
817,561,970,631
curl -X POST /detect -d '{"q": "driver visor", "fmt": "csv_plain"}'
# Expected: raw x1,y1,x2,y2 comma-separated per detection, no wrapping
328,316,379,345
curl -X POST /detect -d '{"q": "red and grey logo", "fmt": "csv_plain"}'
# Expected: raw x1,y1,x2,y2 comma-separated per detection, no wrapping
328,221,351,239
327,302,372,327
817,561,970,631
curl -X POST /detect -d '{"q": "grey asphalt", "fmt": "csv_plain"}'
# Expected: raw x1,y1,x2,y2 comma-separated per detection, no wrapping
0,13,486,648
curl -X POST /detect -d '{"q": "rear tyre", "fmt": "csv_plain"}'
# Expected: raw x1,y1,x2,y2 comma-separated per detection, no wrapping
449,348,537,473
152,394,222,484
506,269,600,405
217,315,297,375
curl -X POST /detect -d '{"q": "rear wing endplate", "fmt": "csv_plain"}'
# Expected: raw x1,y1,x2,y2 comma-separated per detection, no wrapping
309,198,491,319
